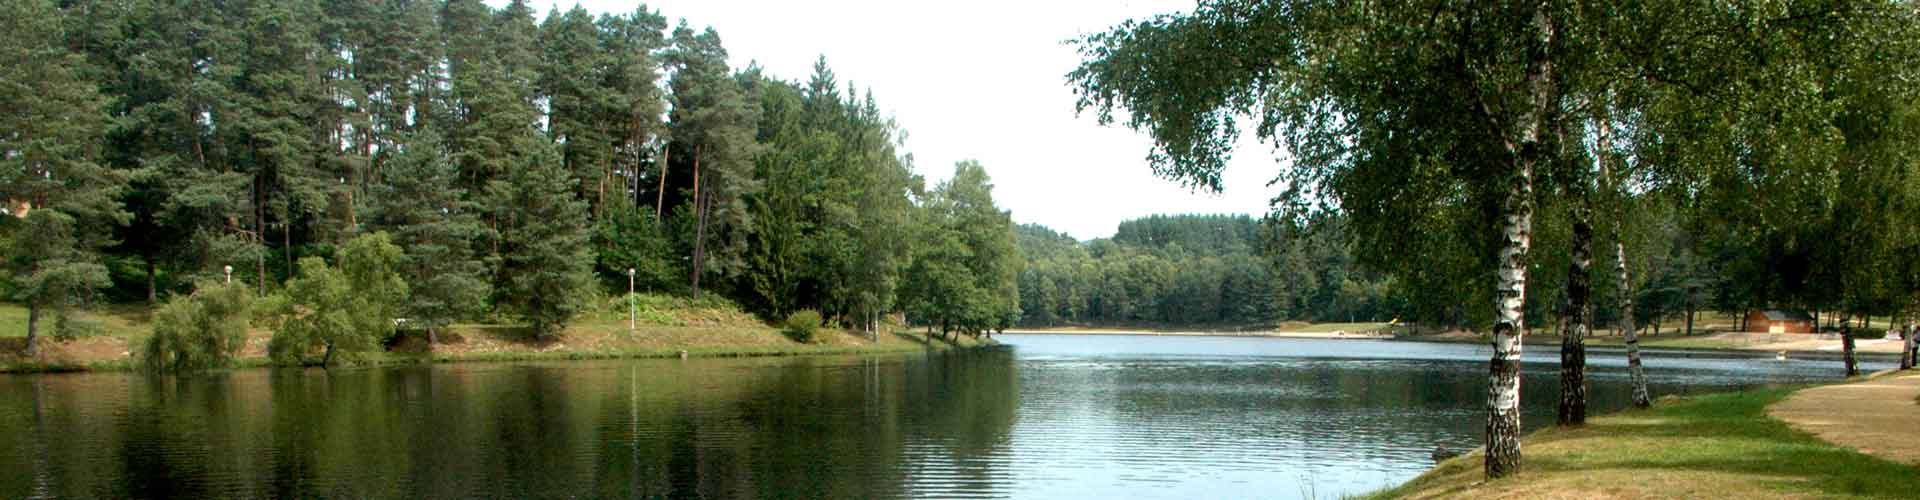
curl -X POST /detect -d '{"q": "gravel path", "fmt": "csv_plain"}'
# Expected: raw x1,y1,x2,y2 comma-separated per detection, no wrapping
1769,371,1920,466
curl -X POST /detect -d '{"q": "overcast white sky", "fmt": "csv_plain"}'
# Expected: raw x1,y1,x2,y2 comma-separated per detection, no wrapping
511,0,1282,240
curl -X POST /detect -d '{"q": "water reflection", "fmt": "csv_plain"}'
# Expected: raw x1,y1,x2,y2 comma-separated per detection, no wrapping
0,335,1883,499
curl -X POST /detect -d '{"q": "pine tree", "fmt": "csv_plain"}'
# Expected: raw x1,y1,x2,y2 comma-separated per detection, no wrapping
489,143,594,338
442,0,542,193
367,129,490,346
667,24,762,299
1,0,128,355
325,0,444,239
107,0,260,290
538,6,616,214
220,0,330,292
597,7,670,220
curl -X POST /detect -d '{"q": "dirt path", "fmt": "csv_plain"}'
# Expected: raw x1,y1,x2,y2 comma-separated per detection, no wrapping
1769,371,1920,465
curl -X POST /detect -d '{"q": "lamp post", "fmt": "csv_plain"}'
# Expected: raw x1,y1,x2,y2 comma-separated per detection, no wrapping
627,268,636,335
224,265,232,285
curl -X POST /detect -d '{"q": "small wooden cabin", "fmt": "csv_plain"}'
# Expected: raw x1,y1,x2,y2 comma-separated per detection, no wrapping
1745,310,1814,334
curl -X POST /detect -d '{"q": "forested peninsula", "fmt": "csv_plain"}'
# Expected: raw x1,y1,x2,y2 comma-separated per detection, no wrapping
2,0,1020,370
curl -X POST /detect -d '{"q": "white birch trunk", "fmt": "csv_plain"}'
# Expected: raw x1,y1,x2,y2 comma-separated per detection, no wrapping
1616,241,1651,408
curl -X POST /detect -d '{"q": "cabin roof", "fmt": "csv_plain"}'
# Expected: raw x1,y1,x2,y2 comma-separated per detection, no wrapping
1759,310,1813,321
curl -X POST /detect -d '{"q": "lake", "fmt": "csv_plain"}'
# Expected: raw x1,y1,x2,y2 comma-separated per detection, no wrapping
0,334,1884,499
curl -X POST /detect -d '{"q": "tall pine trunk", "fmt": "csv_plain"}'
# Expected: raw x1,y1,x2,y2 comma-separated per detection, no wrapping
654,145,669,221
1616,241,1651,407
690,148,707,300
283,218,293,279
255,176,267,296
1557,214,1591,426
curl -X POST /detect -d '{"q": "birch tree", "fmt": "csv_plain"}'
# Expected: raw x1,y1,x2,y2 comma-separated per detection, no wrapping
1068,0,1906,477
1070,0,1562,478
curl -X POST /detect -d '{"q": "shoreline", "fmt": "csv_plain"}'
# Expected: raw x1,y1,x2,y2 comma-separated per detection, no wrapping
1395,331,1910,361
0,328,999,375
1361,369,1920,498
1004,327,1908,361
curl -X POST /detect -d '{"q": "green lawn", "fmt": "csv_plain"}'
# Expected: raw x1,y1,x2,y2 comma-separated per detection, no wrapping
1360,386,1920,499
0,302,150,338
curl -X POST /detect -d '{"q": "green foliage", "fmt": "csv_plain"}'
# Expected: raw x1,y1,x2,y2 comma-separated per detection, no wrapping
595,209,680,294
491,145,595,338
17,0,1035,346
1070,0,1920,335
737,61,918,325
337,233,409,333
783,309,822,343
603,292,753,327
265,234,407,366
6,211,114,341
1,0,126,349
1015,215,1400,328
1112,214,1261,256
669,25,765,297
367,130,491,338
900,161,1021,336
615,294,680,325
141,282,253,372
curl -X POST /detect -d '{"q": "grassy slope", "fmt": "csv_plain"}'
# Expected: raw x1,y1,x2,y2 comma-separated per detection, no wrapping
0,297,994,373
1362,387,1920,499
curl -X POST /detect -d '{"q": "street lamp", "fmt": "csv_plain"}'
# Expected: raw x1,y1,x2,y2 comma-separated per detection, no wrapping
224,265,233,285
627,267,636,335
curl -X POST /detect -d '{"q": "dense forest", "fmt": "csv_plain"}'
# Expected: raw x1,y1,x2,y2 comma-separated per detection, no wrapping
1014,214,1401,327
1015,208,1735,333
0,0,1023,360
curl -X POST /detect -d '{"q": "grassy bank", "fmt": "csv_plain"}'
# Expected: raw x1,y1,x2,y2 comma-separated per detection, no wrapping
1360,383,1920,499
1401,330,1750,350
0,298,996,373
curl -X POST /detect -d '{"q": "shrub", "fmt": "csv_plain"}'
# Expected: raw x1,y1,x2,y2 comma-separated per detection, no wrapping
141,282,253,372
784,309,823,343
1852,327,1887,340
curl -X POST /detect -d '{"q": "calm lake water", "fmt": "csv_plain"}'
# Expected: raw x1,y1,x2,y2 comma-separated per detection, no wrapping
0,334,1887,499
